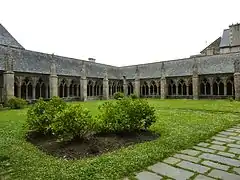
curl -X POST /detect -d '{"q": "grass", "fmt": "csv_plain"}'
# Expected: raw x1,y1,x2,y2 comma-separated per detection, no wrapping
1,99,240,179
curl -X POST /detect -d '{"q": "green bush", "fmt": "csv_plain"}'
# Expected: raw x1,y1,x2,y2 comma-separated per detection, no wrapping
7,97,27,109
113,92,124,100
130,93,138,99
228,97,234,102
97,97,156,133
51,104,95,141
26,96,67,134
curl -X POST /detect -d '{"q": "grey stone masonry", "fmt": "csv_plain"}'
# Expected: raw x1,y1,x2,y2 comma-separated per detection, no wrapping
131,125,240,180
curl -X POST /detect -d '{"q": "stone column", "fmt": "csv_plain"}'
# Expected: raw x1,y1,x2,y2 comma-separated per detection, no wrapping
49,74,58,97
80,77,87,101
49,63,58,98
103,79,109,100
160,77,167,99
134,78,140,97
234,73,240,100
192,75,199,100
32,85,36,100
3,71,14,103
17,83,21,98
45,85,49,98
123,77,128,96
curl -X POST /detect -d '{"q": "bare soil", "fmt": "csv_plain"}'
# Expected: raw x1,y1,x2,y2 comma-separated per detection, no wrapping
26,131,159,160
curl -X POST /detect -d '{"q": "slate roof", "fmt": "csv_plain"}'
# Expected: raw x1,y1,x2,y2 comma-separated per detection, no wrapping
220,29,230,48
0,24,24,49
0,24,239,79
0,45,120,79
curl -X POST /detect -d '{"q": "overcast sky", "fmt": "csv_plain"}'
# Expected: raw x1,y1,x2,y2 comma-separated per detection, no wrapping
0,0,239,66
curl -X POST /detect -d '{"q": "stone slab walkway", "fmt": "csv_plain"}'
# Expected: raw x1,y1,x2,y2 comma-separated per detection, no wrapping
128,125,240,180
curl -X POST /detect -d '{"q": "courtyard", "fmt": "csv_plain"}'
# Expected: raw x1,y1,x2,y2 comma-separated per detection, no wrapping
1,99,240,179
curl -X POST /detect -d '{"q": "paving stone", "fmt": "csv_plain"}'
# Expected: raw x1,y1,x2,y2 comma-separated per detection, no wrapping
209,144,227,151
216,134,228,138
229,136,240,141
136,171,162,180
233,167,240,175
208,169,240,180
219,131,238,136
194,174,215,180
180,149,201,156
199,153,240,167
174,154,201,163
212,136,236,143
201,160,230,171
193,146,216,153
227,143,240,149
217,151,235,158
211,140,226,145
163,157,181,165
229,148,240,154
197,142,210,147
148,162,194,180
176,160,210,173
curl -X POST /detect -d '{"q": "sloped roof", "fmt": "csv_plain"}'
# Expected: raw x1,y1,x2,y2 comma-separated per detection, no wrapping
200,37,221,54
220,29,230,48
0,24,24,49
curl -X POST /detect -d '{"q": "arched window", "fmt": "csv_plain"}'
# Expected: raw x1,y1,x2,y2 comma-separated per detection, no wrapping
127,82,134,95
87,80,93,96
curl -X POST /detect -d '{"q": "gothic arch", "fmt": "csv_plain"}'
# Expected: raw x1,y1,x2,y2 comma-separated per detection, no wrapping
21,77,33,99
36,78,46,99
59,79,68,97
141,81,149,96
127,82,134,95
87,80,94,96
168,79,176,95
200,78,211,95
227,76,234,96
150,80,157,95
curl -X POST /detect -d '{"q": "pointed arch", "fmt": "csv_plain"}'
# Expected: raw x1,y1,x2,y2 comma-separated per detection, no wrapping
127,82,134,95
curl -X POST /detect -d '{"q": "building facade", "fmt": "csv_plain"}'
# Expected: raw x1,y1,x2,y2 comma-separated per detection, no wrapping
1,23,240,103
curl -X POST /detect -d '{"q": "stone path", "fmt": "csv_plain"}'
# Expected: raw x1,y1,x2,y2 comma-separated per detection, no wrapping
131,125,240,180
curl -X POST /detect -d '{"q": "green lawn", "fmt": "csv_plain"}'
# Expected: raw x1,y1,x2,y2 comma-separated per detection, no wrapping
1,99,240,180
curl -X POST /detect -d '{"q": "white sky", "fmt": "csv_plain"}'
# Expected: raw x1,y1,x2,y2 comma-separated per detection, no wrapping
0,0,239,66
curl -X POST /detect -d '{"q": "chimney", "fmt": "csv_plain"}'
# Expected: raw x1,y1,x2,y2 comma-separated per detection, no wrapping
88,58,96,62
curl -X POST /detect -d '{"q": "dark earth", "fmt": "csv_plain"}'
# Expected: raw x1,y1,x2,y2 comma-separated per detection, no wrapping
27,131,159,160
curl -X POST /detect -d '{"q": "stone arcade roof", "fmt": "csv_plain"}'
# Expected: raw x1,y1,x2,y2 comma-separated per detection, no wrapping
0,24,239,79
0,24,24,49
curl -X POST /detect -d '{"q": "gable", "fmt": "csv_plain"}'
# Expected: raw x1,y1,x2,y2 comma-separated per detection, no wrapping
0,24,24,49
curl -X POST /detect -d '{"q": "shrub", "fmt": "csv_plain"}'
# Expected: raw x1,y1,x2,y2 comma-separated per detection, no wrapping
228,97,234,102
113,92,124,100
97,98,156,133
26,96,67,134
51,104,95,141
7,97,27,109
130,93,138,99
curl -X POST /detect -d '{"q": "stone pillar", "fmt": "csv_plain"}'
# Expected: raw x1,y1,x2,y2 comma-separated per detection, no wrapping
17,85,21,98
160,77,167,99
49,62,58,98
80,77,87,101
123,77,128,96
45,86,49,98
3,71,14,103
192,59,199,100
134,78,140,97
103,79,109,100
192,75,199,100
32,85,36,100
234,73,240,100
49,75,58,97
